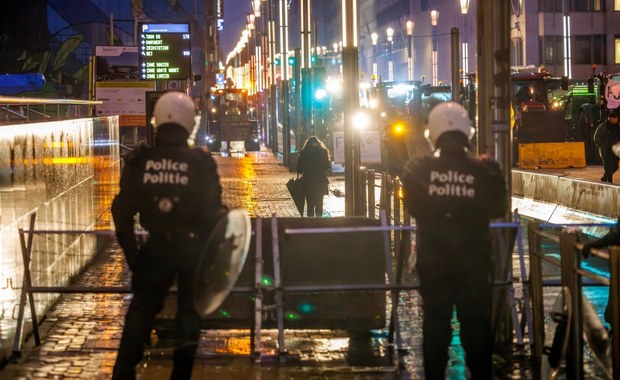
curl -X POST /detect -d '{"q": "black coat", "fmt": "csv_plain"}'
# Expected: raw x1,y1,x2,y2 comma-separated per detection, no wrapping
296,145,330,197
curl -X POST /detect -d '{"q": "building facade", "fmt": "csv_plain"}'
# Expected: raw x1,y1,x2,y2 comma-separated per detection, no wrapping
350,0,620,86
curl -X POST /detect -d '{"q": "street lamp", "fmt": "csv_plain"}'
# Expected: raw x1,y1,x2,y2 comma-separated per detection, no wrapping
386,27,394,81
459,0,469,13
460,0,470,85
430,10,439,86
406,20,414,81
341,0,361,216
371,32,378,83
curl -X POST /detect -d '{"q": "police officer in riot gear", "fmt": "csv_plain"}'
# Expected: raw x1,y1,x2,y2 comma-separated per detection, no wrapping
401,102,507,379
112,92,225,379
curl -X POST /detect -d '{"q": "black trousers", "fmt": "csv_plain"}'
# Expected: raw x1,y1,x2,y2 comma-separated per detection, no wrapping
113,236,203,380
305,193,324,217
602,152,619,182
417,245,494,379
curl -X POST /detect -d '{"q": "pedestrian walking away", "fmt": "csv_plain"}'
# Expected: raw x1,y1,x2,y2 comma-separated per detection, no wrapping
400,102,508,379
296,136,330,217
111,91,226,380
594,111,620,183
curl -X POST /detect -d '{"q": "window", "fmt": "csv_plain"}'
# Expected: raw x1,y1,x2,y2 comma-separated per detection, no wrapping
616,37,620,64
571,0,605,11
616,0,620,11
539,36,563,65
512,38,523,67
539,0,563,12
574,35,607,64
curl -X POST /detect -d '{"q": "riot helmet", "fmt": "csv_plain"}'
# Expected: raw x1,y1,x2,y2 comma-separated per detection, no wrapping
153,91,196,134
424,101,474,150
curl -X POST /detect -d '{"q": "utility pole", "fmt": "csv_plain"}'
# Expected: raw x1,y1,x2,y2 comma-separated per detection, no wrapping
279,0,290,165
300,0,312,145
477,0,513,368
342,0,361,216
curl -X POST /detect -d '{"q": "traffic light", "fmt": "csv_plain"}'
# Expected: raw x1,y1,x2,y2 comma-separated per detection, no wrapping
288,56,296,66
387,120,408,138
313,66,326,101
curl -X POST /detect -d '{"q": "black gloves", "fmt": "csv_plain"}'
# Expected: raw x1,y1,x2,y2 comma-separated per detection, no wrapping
116,230,139,270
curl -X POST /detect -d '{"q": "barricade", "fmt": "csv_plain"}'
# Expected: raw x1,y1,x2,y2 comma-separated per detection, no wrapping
155,212,420,359
13,207,521,366
12,210,420,361
528,222,619,379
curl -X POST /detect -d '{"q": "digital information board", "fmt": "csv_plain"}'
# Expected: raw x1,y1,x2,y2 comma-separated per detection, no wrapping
138,23,191,80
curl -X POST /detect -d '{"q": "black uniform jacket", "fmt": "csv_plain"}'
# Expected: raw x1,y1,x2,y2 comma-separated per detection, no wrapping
112,141,223,267
401,151,508,267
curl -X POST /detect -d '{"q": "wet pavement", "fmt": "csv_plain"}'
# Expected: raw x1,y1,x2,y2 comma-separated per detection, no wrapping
0,149,611,379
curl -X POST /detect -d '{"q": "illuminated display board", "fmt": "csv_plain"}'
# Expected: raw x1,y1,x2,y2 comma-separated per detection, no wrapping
138,23,191,80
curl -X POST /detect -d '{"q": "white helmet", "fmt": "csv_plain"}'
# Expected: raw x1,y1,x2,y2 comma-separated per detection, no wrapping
153,91,196,134
424,101,474,148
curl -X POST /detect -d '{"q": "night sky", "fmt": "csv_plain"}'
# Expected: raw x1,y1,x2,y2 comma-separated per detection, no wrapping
221,0,252,58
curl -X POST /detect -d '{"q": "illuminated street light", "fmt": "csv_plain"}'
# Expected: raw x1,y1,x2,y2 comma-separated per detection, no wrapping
459,0,470,14
406,20,414,81
353,111,369,129
460,0,470,85
431,10,438,86
371,32,378,82
386,27,394,81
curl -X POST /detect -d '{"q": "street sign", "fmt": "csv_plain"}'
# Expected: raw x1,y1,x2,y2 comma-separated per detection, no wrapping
138,23,191,80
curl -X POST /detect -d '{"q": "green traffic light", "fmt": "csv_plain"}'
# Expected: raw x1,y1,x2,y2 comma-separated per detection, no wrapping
314,88,327,100
288,56,296,66
298,302,315,314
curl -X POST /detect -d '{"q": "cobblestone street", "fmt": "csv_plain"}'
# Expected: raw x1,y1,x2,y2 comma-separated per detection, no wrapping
0,150,607,379
2,150,430,379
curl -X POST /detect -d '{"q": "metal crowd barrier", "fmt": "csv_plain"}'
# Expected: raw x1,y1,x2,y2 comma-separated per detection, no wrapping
0,96,101,124
13,208,520,370
528,222,620,379
13,210,420,361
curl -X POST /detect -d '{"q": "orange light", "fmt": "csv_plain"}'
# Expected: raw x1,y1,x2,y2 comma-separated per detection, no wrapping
392,123,406,135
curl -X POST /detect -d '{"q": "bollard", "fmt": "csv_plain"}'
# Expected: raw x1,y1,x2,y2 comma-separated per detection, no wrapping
360,167,367,216
610,246,620,379
403,200,412,268
559,231,583,380
527,222,545,361
383,173,392,226
380,173,392,226
393,179,401,252
367,169,375,219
